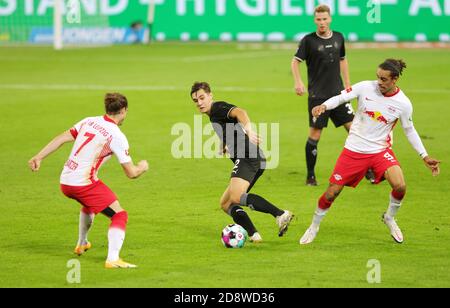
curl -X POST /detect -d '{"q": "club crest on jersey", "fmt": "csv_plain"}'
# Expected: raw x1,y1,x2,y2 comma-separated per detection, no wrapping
334,174,343,181
364,110,389,124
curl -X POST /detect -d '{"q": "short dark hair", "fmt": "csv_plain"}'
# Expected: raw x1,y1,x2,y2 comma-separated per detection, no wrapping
190,82,211,97
104,93,128,115
315,4,331,15
379,59,407,78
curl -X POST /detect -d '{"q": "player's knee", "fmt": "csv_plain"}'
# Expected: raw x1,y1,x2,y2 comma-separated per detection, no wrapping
229,194,241,206
309,131,321,141
325,186,342,201
110,211,128,231
393,183,406,194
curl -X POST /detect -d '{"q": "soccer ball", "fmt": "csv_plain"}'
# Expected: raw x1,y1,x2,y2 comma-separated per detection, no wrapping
221,224,248,248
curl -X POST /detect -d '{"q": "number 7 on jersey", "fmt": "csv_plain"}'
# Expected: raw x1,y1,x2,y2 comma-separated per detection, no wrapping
74,132,96,156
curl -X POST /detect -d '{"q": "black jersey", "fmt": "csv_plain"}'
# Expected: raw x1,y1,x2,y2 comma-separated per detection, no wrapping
209,101,264,161
294,31,346,99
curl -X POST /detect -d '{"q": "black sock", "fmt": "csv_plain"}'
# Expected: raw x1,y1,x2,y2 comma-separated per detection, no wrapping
241,194,285,218
228,205,257,236
306,138,319,178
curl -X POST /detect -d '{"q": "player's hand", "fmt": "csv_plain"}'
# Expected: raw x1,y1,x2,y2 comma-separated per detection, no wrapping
312,105,327,118
423,156,441,177
28,157,41,172
295,82,306,96
138,160,149,172
247,130,262,145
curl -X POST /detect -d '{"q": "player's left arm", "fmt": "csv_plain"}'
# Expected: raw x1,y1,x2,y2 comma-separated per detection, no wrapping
401,106,440,176
28,131,75,172
228,107,262,145
339,35,351,89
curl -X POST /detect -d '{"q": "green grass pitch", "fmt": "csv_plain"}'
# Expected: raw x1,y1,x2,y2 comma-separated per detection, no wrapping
0,44,449,288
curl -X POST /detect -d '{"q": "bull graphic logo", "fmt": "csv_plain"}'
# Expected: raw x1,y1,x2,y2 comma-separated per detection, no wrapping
364,110,389,124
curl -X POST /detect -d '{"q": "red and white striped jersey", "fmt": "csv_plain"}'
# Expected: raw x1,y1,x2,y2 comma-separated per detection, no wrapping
60,115,132,186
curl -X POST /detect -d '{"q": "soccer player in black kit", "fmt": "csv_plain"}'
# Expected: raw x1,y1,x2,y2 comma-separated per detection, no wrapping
291,4,355,186
190,82,294,243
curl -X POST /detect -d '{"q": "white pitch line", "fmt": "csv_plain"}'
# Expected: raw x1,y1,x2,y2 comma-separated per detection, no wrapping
0,84,449,94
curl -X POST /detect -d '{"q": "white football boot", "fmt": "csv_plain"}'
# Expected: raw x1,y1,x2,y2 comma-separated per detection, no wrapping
276,210,294,237
299,225,319,245
382,213,404,244
249,232,263,243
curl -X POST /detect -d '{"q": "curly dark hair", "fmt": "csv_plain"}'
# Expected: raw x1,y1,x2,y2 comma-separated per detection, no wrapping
379,59,407,78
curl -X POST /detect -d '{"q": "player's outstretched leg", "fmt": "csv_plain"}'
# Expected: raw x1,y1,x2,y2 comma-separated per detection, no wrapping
300,184,343,245
103,202,136,269
240,193,294,237
74,207,94,256
227,205,260,242
383,166,406,244
222,179,262,243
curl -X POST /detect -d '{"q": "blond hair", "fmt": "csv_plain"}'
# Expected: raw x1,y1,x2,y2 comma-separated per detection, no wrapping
314,4,331,15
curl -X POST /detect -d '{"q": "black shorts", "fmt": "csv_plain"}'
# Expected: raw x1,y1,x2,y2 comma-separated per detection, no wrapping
231,158,265,192
309,97,354,129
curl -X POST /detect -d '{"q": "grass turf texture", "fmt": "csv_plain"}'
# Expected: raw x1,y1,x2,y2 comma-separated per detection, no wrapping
0,44,449,288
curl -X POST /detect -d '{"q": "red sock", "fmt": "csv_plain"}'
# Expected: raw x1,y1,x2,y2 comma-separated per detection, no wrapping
391,190,406,202
319,193,334,210
110,211,128,231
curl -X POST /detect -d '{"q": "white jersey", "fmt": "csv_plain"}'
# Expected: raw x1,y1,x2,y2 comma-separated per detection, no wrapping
60,115,132,186
325,81,414,154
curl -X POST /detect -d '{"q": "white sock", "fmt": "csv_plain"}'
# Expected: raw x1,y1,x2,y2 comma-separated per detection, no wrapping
386,195,402,219
312,208,328,229
78,211,95,246
107,228,126,262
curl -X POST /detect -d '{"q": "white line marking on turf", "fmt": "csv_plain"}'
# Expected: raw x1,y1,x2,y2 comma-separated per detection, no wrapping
0,51,285,63
0,84,449,94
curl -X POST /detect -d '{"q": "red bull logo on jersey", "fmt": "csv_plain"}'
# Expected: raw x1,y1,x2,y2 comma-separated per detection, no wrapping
364,110,389,124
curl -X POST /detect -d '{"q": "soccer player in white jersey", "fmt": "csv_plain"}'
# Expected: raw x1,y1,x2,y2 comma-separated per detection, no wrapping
29,93,149,268
299,59,440,245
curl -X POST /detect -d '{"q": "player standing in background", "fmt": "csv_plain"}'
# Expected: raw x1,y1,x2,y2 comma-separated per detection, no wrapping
291,4,356,186
299,59,441,245
29,93,148,268
190,82,294,243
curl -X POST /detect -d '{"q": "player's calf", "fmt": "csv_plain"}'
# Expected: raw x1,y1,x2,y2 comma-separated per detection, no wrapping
106,211,131,264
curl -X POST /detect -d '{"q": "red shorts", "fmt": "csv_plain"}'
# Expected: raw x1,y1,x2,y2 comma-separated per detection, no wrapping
329,148,401,188
60,180,118,214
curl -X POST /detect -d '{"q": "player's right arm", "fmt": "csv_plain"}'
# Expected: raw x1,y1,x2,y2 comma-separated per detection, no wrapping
291,58,306,96
121,161,149,179
292,36,307,96
28,131,75,172
312,81,365,118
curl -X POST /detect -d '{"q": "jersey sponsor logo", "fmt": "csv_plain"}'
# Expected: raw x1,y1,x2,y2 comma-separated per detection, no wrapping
364,110,389,124
334,174,343,181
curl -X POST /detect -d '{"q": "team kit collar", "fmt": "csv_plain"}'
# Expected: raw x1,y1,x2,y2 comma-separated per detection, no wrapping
103,115,117,125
